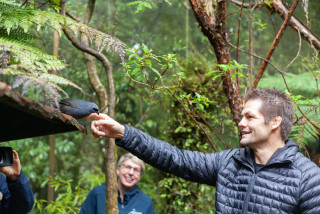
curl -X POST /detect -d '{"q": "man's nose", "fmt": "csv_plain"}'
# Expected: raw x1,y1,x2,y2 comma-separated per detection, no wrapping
238,117,246,127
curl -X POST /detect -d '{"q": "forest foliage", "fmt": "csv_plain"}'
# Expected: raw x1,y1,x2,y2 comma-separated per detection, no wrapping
0,0,320,213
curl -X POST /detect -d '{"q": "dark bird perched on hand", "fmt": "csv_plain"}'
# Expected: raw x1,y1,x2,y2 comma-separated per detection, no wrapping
53,98,99,119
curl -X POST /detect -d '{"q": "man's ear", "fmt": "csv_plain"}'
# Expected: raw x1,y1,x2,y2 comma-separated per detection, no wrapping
271,116,282,130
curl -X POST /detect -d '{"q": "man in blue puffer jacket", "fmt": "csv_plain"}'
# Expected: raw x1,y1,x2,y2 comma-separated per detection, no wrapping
87,88,320,214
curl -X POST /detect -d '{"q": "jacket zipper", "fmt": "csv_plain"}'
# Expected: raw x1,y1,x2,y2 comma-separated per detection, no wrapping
242,173,257,214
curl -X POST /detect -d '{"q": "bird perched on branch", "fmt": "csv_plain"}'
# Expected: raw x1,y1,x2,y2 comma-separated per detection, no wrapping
52,98,99,119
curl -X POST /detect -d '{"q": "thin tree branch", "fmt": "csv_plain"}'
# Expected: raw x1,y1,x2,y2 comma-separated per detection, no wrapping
228,42,284,74
185,97,230,149
235,0,245,72
252,0,300,88
247,0,253,89
125,69,167,90
231,0,320,52
282,3,320,44
236,0,244,62
66,12,81,22
265,6,277,36
229,0,250,8
279,31,320,134
283,29,302,72
166,88,218,152
134,102,152,128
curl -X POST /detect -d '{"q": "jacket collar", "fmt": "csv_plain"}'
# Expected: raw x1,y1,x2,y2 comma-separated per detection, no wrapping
233,139,299,167
266,139,299,165
118,185,140,205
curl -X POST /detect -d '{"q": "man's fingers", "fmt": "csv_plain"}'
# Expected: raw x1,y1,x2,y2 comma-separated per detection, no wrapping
85,113,109,120
85,113,99,119
91,121,106,137
91,129,106,137
92,131,103,138
91,120,113,129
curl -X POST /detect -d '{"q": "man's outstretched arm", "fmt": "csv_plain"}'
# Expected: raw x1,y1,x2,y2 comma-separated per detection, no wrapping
87,113,226,186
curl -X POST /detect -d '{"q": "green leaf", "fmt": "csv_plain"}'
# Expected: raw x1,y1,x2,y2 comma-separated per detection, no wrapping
206,70,221,76
142,43,148,53
160,194,167,198
217,64,228,71
128,53,136,61
151,67,161,78
264,1,271,7
132,67,140,75
145,59,152,67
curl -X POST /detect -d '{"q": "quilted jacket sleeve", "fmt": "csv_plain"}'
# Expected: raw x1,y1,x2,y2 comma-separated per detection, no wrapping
116,125,231,186
297,157,320,214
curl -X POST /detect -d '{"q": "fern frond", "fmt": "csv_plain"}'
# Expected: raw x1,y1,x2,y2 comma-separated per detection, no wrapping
1,66,24,75
0,2,64,34
1,0,126,103
0,46,10,73
290,116,319,146
0,37,65,72
0,0,19,7
0,28,38,41
0,1,126,61
2,65,83,97
12,74,26,89
39,73,84,94
11,73,69,102
71,22,126,61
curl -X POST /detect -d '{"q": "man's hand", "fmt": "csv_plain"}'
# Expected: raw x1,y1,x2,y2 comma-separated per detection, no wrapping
0,150,21,181
86,113,125,139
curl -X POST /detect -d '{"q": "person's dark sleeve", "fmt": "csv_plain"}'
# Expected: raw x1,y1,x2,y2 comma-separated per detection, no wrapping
80,185,106,214
147,199,155,214
116,125,225,186
79,189,96,214
1,170,34,214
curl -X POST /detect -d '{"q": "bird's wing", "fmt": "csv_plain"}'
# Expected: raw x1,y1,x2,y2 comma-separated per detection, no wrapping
59,98,72,107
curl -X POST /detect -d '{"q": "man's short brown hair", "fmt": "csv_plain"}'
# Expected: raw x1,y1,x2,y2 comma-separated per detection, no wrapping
243,88,294,141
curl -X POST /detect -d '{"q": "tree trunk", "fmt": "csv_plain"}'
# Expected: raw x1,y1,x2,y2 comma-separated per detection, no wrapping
47,135,55,203
189,0,243,125
80,0,118,213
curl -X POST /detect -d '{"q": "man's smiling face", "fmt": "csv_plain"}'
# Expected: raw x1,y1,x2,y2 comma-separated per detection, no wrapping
238,99,273,148
117,159,141,191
